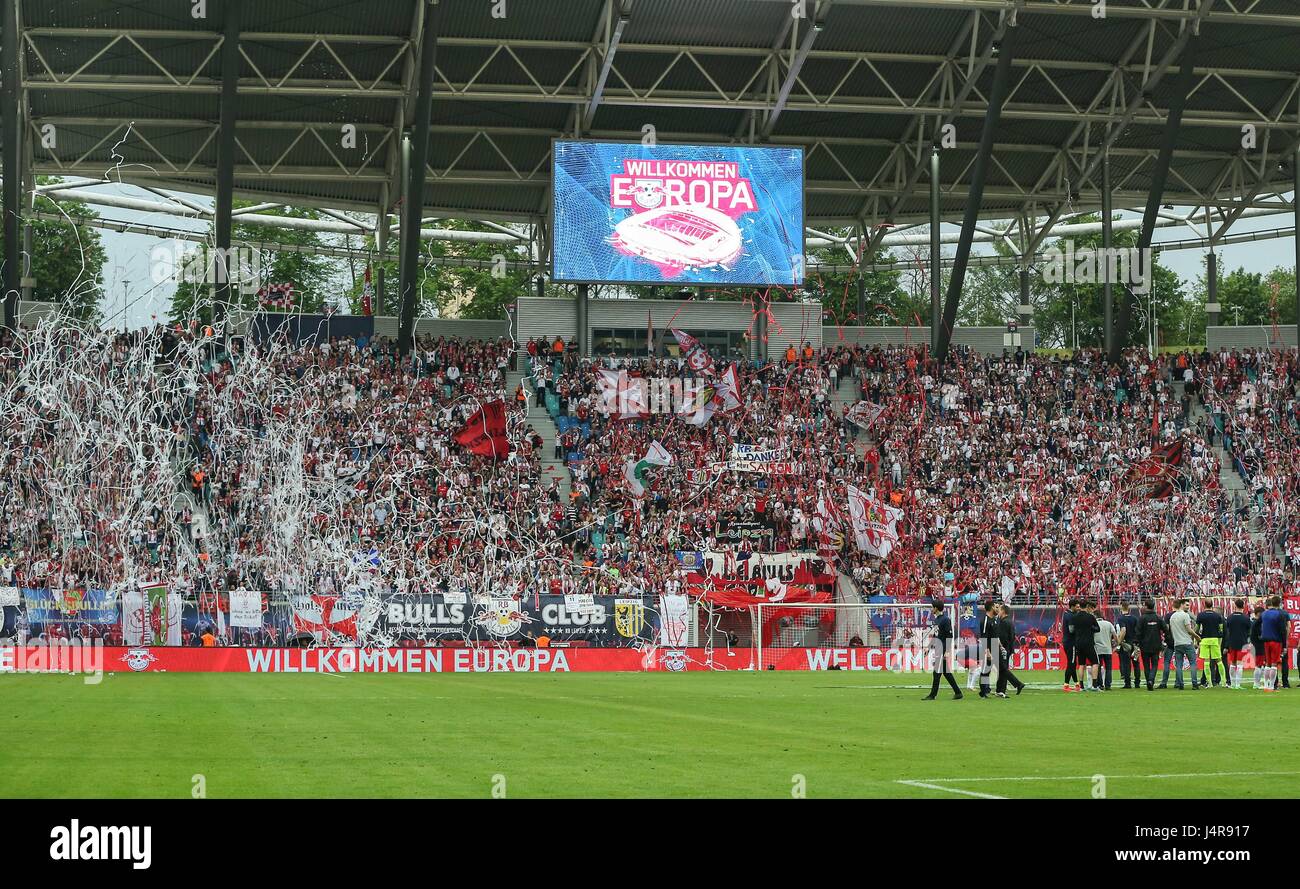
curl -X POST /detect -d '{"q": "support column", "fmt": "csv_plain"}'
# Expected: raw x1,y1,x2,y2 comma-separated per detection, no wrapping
21,223,33,302
929,147,941,354
576,283,589,357
854,222,866,323
1018,212,1032,331
1205,251,1220,327
1114,37,1199,363
934,21,1018,364
212,0,242,324
375,186,389,317
1294,141,1299,343
2,0,22,328
398,0,441,356
1102,150,1114,356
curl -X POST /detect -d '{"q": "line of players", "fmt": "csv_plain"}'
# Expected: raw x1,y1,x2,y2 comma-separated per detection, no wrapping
921,597,1292,700
1060,597,1292,692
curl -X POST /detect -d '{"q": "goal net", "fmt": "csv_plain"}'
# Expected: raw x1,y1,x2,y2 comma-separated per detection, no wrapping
753,602,962,672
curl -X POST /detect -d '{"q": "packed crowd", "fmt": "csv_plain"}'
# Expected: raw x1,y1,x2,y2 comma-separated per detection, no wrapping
534,338,1298,607
2,318,1297,646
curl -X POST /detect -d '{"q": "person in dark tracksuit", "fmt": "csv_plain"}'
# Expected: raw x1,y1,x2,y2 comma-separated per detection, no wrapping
1116,600,1141,689
1136,600,1168,691
1073,601,1102,692
1250,606,1266,688
1223,598,1252,689
995,604,1025,697
923,600,963,701
978,601,999,698
1061,599,1080,690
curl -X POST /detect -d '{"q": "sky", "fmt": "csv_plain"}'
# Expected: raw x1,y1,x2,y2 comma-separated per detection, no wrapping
86,182,1298,331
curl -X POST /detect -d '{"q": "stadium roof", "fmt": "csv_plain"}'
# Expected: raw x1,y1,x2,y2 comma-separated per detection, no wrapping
8,0,1300,239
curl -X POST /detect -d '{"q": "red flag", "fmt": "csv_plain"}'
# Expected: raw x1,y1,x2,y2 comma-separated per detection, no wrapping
454,400,510,459
361,265,374,316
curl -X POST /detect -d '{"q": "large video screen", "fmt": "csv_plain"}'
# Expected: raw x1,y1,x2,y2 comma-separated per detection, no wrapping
552,141,804,287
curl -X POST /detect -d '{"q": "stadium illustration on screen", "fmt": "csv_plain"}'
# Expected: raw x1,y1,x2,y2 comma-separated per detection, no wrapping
552,141,805,286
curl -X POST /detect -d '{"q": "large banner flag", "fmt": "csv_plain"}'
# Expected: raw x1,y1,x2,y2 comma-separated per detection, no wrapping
671,328,715,374
685,363,742,426
596,368,649,419
120,581,176,646
454,400,510,458
1125,439,1185,499
815,487,846,560
624,440,673,498
292,593,360,641
846,401,886,430
660,594,691,646
846,485,904,558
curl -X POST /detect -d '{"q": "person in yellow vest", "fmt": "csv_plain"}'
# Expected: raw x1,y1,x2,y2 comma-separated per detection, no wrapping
785,345,797,364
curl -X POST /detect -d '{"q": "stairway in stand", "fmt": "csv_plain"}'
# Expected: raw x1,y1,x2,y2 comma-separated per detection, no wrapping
507,367,571,500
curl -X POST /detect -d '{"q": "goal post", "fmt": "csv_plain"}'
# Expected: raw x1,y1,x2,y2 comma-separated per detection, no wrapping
754,601,962,673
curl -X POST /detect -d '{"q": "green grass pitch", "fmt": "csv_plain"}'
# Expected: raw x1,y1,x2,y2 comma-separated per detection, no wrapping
3,671,1299,798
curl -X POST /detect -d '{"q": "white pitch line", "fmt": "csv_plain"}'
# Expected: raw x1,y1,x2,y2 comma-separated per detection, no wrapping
908,770,1300,784
895,780,1007,799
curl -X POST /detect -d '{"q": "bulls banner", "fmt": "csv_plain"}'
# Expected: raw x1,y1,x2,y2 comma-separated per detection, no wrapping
376,595,469,639
696,550,831,584
687,551,832,611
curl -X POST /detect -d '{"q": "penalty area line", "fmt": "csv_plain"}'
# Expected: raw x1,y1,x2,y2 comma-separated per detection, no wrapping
895,780,1007,799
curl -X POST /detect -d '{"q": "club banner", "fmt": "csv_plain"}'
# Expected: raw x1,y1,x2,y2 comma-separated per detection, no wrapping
537,594,652,645
22,587,119,624
552,140,805,286
695,551,831,584
716,444,798,474
229,588,264,629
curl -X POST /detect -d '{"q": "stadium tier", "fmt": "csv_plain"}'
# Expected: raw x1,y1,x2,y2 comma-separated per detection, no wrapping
1,322,1295,653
